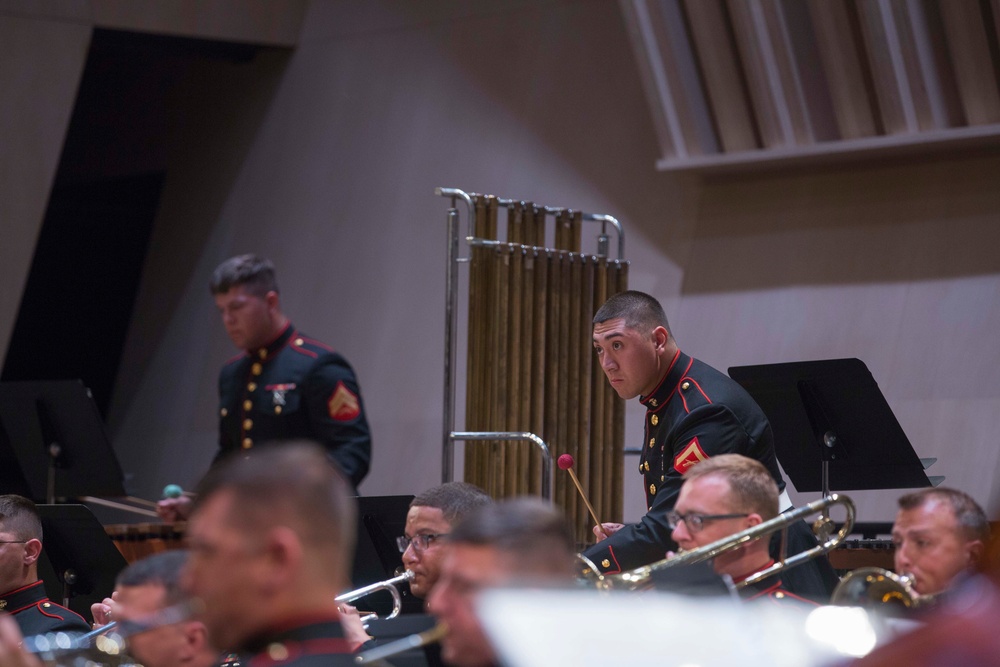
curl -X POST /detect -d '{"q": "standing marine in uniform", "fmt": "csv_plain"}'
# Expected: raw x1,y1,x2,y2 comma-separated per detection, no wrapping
158,255,371,521
582,290,836,598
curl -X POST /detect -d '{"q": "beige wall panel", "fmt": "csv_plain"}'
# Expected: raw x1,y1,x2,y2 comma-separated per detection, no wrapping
671,153,1000,520
107,1,687,509
15,0,991,528
0,15,89,356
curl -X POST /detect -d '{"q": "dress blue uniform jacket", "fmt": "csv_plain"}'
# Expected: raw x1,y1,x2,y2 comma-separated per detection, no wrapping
3,580,89,636
582,350,782,573
581,350,838,600
241,613,356,667
217,323,372,488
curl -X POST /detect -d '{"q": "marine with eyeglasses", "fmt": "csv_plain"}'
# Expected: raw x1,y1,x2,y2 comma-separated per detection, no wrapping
338,483,491,662
667,454,822,604
398,483,492,602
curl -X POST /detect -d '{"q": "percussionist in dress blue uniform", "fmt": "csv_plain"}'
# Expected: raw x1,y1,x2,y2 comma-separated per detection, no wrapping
158,255,371,522
582,290,836,599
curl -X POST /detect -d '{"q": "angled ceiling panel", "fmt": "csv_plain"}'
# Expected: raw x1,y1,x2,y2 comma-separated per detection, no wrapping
622,0,1000,171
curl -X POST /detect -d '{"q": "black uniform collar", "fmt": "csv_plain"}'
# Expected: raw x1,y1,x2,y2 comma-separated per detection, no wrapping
639,350,693,410
0,580,47,614
249,323,296,361
241,611,350,656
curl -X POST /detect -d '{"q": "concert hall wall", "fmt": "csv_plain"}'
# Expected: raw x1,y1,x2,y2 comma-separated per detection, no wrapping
1,1,997,524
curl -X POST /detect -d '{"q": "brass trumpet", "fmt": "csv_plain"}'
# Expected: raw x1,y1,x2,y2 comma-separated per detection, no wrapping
580,493,856,590
337,569,415,622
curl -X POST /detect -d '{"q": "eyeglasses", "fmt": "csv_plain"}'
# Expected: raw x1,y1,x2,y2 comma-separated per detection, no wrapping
666,510,749,533
396,533,447,554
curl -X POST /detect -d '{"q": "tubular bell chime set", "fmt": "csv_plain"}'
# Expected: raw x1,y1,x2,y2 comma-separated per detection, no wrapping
438,187,628,543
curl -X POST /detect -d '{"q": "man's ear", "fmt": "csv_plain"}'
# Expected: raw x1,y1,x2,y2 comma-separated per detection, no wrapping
745,513,763,528
23,538,41,565
260,526,302,593
652,326,670,350
967,539,985,567
265,290,281,312
181,620,211,660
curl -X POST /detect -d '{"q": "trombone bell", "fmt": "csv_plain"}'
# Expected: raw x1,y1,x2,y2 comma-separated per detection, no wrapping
831,567,928,611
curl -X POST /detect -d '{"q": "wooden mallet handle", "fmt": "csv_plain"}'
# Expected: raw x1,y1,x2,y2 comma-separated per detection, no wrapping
557,454,603,529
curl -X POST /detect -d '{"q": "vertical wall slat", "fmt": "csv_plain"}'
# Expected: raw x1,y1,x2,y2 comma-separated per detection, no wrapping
682,0,760,151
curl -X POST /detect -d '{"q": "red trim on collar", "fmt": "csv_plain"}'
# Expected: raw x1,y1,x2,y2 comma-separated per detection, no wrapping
2,581,42,597
645,357,694,416
266,322,294,347
258,611,343,638
248,638,354,667
733,560,775,585
247,323,295,356
640,349,682,406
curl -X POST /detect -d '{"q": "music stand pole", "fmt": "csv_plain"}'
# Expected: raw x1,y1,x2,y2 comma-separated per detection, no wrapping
47,443,60,505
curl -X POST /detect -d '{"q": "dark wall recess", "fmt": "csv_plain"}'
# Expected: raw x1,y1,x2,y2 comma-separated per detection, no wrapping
2,29,269,418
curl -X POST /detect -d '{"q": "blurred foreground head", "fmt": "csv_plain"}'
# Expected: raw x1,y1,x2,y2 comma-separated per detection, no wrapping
427,497,575,667
184,442,356,651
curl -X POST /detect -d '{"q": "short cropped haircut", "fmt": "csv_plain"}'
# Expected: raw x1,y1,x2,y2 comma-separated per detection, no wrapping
898,487,990,543
116,550,189,607
683,454,779,522
593,290,671,335
448,498,575,576
411,482,492,525
193,442,357,570
0,495,42,541
209,254,279,297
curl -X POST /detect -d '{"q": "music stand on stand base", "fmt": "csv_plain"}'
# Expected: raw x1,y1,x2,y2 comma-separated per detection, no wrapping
728,358,935,500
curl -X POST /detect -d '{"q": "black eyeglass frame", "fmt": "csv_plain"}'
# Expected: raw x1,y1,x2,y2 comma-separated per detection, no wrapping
665,511,750,533
395,533,448,554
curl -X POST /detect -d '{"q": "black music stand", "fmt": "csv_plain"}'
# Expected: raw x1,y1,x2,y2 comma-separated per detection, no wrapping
728,358,936,494
36,504,128,618
0,380,126,502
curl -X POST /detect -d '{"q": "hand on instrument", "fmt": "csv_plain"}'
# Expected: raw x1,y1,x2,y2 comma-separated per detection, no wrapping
337,603,372,652
0,614,43,667
593,522,624,541
90,591,120,627
156,496,193,522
